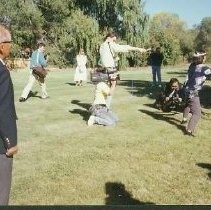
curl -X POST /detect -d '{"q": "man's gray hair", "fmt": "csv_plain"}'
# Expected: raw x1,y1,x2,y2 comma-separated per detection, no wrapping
0,24,11,43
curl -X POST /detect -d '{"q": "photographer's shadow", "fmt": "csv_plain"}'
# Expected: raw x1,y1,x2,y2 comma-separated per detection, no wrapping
105,182,155,205
69,100,91,121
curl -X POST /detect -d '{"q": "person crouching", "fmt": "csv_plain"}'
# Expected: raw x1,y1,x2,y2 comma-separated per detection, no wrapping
88,73,118,126
153,78,183,112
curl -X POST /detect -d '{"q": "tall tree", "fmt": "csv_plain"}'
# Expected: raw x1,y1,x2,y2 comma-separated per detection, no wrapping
195,17,211,61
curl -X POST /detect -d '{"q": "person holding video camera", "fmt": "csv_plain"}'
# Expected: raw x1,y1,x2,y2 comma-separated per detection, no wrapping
88,73,118,126
153,78,183,112
181,51,211,136
99,32,150,108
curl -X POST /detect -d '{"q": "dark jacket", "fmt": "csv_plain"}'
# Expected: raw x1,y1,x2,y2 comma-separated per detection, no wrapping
149,52,164,66
0,61,17,154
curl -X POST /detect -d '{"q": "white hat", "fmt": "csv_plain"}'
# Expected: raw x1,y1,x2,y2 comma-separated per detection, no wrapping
193,52,206,57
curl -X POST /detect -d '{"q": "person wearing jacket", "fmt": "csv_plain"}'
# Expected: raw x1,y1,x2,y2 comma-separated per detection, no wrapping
19,42,48,102
182,52,211,136
0,24,18,205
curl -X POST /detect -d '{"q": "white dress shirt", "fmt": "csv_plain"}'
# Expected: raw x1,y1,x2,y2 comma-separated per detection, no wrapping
99,40,146,68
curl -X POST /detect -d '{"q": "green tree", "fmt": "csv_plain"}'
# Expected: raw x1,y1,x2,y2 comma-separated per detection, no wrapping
1,0,149,67
148,12,188,65
195,17,211,61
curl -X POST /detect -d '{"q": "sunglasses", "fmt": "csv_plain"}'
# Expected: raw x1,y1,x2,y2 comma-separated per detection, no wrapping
1,41,12,44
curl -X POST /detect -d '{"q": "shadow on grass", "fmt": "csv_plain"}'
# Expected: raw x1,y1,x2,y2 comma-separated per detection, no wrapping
139,109,184,133
199,85,211,109
118,78,211,109
105,182,155,205
196,163,211,180
24,91,41,101
65,82,76,86
69,100,91,121
166,70,187,78
118,79,162,99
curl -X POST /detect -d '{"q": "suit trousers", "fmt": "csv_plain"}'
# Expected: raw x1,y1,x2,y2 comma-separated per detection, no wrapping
20,71,48,99
0,154,13,205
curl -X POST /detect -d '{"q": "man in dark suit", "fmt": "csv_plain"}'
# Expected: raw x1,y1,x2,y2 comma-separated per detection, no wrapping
0,24,18,205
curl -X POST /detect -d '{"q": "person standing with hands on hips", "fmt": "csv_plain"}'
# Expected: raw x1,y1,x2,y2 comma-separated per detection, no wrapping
0,24,18,205
99,32,150,108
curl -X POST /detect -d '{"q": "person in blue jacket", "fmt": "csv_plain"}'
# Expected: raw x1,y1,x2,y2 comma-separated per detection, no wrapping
19,42,48,102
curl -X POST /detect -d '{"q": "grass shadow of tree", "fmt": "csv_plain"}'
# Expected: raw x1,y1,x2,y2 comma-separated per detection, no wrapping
199,85,211,109
118,79,211,109
196,163,211,180
166,70,187,78
105,182,155,205
118,79,162,99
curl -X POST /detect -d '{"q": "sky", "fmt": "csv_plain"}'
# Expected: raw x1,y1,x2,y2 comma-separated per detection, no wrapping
144,0,211,28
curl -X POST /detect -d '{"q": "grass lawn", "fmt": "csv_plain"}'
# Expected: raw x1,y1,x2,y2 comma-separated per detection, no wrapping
10,66,211,205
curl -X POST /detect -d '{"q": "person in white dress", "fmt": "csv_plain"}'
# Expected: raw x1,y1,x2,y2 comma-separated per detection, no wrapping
74,48,87,86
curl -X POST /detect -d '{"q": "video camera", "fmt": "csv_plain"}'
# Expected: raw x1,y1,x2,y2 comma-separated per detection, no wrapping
90,65,120,83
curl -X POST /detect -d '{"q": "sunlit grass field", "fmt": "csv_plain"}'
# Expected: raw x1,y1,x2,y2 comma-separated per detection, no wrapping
10,66,211,205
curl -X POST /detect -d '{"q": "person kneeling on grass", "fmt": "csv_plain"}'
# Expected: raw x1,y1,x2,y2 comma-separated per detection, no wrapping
153,78,184,112
88,73,118,126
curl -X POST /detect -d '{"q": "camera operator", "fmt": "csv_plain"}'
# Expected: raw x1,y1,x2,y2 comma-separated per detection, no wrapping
154,78,183,112
88,73,118,126
99,32,150,108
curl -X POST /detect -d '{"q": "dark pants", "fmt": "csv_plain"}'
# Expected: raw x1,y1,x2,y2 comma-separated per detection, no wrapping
0,154,13,205
183,96,201,132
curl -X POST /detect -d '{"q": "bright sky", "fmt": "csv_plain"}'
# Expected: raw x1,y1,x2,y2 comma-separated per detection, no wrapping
144,0,211,28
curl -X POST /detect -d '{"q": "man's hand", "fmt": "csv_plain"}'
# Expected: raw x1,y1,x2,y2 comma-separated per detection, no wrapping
138,48,151,53
6,146,18,157
165,97,170,101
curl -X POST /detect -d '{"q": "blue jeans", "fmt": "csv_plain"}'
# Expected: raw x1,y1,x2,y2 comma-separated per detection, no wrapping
151,65,161,85
91,105,118,126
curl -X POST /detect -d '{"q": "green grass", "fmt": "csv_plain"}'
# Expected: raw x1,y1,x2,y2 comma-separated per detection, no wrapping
10,66,211,205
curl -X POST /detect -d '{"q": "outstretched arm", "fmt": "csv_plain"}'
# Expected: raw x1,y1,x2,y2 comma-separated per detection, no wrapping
111,42,150,53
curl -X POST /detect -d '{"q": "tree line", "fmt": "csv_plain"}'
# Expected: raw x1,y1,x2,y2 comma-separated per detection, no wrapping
0,0,210,68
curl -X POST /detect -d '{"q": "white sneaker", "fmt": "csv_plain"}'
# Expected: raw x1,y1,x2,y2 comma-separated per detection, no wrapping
88,115,95,126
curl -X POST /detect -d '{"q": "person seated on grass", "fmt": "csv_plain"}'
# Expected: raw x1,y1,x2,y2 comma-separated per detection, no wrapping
88,73,118,126
153,78,184,112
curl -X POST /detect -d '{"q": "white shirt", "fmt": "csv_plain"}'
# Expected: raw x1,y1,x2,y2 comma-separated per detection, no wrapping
99,41,146,68
76,54,87,67
0,58,5,65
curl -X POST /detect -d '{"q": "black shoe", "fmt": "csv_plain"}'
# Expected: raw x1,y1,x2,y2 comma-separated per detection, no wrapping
19,97,26,102
28,91,38,97
185,130,195,137
181,119,187,124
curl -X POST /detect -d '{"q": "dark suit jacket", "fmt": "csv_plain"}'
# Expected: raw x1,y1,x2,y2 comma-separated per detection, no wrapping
0,61,17,154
